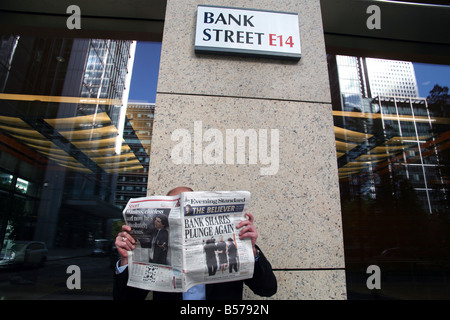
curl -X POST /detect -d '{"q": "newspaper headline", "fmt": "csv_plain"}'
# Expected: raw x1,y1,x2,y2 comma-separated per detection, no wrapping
122,191,254,292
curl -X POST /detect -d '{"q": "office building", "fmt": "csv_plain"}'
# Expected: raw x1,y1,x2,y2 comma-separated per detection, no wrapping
329,54,447,215
114,102,155,209
365,58,419,98
0,0,449,300
329,55,420,112
0,36,137,249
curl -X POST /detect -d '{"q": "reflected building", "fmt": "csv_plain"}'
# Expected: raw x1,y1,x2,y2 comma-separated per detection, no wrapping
328,55,419,113
115,102,155,210
328,55,449,215
365,58,419,98
0,35,138,250
329,56,450,299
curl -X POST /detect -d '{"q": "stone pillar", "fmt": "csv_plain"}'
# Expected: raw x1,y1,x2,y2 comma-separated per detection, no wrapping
147,0,346,299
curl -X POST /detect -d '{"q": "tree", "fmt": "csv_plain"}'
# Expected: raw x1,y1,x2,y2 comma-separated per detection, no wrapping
427,84,450,118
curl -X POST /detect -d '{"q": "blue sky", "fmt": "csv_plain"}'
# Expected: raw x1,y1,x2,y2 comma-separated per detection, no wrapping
128,41,450,102
128,41,162,103
414,62,450,97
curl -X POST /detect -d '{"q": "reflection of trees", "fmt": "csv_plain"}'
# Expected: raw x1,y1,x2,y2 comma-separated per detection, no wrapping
111,219,125,240
428,84,450,118
427,84,450,187
426,84,450,265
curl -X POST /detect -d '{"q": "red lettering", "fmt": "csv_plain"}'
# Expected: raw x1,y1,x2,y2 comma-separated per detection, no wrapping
269,34,295,48
269,34,277,46
285,36,294,48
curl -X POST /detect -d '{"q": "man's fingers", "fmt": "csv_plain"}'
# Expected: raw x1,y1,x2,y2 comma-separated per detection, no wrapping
239,224,256,235
237,213,254,229
115,227,136,253
121,231,135,244
239,230,257,240
237,219,257,232
122,224,132,232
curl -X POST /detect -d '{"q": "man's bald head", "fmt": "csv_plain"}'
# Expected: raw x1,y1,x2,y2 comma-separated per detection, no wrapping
166,186,193,196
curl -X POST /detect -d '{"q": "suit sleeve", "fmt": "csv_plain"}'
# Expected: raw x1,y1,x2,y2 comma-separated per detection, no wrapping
244,246,277,297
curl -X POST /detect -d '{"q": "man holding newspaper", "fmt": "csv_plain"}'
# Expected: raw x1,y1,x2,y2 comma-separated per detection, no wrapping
113,186,277,300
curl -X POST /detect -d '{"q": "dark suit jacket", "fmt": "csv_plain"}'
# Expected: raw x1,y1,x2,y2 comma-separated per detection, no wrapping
150,228,168,265
113,246,277,300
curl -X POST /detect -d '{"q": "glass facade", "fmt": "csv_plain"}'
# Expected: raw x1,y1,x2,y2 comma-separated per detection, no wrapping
328,54,450,299
0,35,156,298
0,3,448,300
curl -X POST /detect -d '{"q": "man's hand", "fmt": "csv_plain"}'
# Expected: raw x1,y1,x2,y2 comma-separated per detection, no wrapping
237,212,258,256
115,225,136,267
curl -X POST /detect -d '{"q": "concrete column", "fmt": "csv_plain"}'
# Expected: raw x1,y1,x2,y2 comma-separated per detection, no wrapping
148,0,346,299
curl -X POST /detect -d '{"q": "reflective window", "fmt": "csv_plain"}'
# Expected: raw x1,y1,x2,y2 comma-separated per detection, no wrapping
0,35,159,299
328,55,450,299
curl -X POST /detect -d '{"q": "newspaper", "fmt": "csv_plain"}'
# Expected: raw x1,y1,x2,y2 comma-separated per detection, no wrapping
122,191,254,292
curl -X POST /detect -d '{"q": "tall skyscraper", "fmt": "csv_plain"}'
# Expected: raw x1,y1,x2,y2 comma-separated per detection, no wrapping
364,58,419,98
328,55,420,113
0,36,137,248
328,54,447,215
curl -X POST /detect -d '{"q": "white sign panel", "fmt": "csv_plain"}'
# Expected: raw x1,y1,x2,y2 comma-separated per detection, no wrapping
195,5,301,60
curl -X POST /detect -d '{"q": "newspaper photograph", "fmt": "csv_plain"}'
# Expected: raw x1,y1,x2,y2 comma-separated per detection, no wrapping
122,191,254,292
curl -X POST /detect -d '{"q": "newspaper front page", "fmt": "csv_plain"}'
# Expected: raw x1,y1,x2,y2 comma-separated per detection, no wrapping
123,191,254,292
